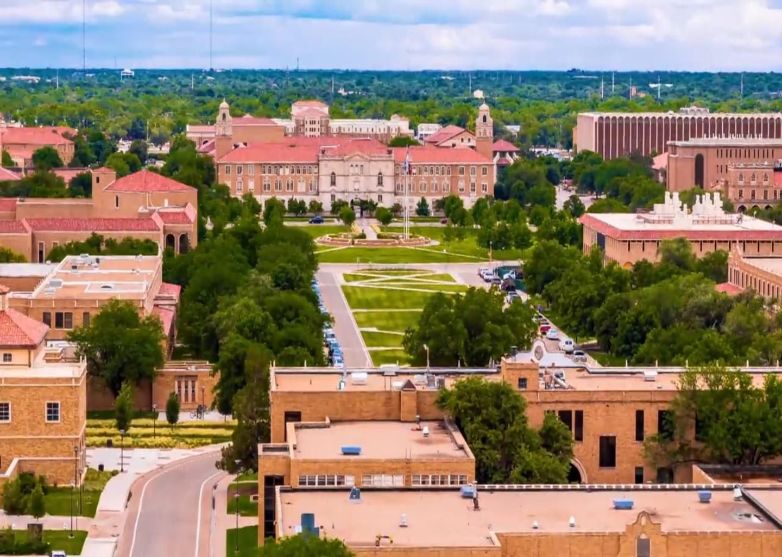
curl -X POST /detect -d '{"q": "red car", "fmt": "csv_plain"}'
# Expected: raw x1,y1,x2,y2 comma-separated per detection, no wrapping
539,324,551,335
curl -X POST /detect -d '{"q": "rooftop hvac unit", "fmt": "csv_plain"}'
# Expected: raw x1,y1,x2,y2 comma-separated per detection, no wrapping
391,381,404,391
460,485,476,498
422,426,430,438
698,491,712,504
613,499,634,510
643,370,658,382
48,279,63,288
350,372,368,385
341,446,362,456
413,374,427,385
381,364,399,376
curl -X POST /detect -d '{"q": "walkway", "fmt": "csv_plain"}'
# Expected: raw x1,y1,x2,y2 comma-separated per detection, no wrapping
316,269,372,368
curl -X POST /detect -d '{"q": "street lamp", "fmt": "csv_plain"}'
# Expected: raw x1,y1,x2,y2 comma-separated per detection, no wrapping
152,404,157,438
423,344,430,370
234,459,241,554
73,445,79,535
119,429,126,473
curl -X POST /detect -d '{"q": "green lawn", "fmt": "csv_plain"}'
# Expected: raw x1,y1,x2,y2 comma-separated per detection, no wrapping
45,469,115,518
299,224,350,238
237,471,258,482
353,311,421,332
380,226,525,261
226,526,259,557
371,349,413,366
33,530,87,555
227,494,258,517
342,286,436,310
377,283,468,293
361,331,405,347
317,246,480,264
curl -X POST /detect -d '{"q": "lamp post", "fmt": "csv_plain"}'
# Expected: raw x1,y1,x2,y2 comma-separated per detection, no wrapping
234,460,241,555
152,404,157,438
201,386,205,414
73,445,79,534
119,429,126,473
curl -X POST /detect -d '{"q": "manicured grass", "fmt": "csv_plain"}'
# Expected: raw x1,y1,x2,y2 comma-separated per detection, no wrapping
345,271,457,284
86,419,236,449
299,224,349,238
45,469,115,518
86,410,157,420
361,331,405,348
41,530,88,555
381,226,525,261
353,311,421,332
237,471,258,482
227,494,258,517
371,349,413,366
226,526,259,557
317,246,480,264
377,283,468,293
342,286,436,310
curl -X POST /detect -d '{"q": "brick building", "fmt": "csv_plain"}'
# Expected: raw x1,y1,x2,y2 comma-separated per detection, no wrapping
574,106,782,160
0,168,198,262
0,287,86,487
0,126,76,168
580,191,782,268
723,245,782,301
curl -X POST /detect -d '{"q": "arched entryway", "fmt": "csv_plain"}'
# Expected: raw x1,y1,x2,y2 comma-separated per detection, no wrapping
568,458,587,483
694,153,705,187
165,234,175,252
179,234,190,254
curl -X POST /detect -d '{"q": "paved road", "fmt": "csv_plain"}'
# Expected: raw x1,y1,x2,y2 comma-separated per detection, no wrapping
117,451,225,557
317,268,372,368
555,184,595,211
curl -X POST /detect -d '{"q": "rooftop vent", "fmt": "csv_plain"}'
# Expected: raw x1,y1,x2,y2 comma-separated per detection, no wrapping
460,485,476,499
698,490,712,504
350,372,368,385
399,514,408,528
380,364,399,376
349,486,361,502
643,370,658,382
532,520,539,530
568,516,576,528
48,279,63,288
422,426,430,438
341,445,362,456
613,499,634,510
733,487,743,500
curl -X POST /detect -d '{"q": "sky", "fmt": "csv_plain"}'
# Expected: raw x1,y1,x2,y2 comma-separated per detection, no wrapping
1,0,782,71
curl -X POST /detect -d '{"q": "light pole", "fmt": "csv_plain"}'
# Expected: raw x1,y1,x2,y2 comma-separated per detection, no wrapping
423,344,430,370
234,460,241,555
119,429,126,473
201,386,205,416
73,445,79,533
152,404,157,438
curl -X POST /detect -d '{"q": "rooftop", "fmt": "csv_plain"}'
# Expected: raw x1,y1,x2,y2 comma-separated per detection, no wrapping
234,115,279,127
0,168,21,182
580,108,782,118
24,217,160,232
0,263,56,279
105,170,194,193
291,420,472,461
424,125,468,145
392,146,492,164
492,139,520,152
0,306,48,347
271,368,491,393
278,487,777,547
670,137,782,147
0,127,73,146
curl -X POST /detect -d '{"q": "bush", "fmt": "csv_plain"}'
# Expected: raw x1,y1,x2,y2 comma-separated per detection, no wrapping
3,474,49,516
166,391,180,426
0,528,48,555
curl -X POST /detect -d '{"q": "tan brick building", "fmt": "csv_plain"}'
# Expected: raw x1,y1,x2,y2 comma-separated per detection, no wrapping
0,126,76,168
723,245,782,300
580,191,782,268
0,287,86,488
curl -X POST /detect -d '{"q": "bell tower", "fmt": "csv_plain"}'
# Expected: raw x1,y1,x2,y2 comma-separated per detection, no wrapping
215,99,234,159
475,102,493,159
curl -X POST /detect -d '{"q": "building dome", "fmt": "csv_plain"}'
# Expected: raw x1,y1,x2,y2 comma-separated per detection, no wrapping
219,99,230,109
479,102,490,111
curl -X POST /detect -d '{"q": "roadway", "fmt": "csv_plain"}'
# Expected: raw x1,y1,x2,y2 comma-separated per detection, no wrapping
555,183,595,211
116,450,225,557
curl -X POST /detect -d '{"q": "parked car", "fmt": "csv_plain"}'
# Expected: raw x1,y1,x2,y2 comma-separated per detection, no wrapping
480,270,494,282
572,350,587,363
309,215,324,224
545,328,560,340
490,275,502,286
558,337,574,353
440,218,448,224
539,324,552,335
478,267,490,277
506,291,521,304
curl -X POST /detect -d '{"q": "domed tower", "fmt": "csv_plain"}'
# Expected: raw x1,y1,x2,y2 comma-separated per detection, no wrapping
475,102,493,159
216,99,232,137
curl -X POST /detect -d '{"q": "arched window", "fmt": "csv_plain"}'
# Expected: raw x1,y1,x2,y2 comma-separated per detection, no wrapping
179,234,190,254
165,234,175,252
694,153,704,187
330,172,336,186
115,195,119,209
377,172,383,186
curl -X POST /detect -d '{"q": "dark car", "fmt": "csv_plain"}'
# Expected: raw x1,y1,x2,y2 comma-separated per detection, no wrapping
440,218,448,224
309,216,324,224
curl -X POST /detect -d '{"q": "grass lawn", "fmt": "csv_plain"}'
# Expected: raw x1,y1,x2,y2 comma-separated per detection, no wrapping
237,471,258,482
353,311,421,332
371,349,413,366
380,226,525,261
361,331,405,347
86,419,236,449
45,469,116,518
317,246,480,264
226,494,258,517
342,286,436,310
226,526,258,557
299,224,349,238
14,530,88,555
377,283,467,293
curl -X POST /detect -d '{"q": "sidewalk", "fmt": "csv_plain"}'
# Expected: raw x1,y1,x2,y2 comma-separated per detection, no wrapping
214,475,257,557
81,446,223,557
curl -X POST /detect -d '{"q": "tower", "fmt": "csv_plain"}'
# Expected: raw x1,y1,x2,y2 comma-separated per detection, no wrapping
475,102,493,160
215,99,234,159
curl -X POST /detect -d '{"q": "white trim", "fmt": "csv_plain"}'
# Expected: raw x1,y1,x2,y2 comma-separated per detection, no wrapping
45,401,60,423
0,401,11,423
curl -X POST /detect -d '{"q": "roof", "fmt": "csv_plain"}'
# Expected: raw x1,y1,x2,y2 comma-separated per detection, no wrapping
277,488,777,547
152,306,175,336
105,170,194,193
392,146,493,164
0,308,48,347
580,213,782,241
25,217,160,232
492,139,519,153
235,115,279,127
580,110,782,118
0,263,55,278
424,125,468,145
652,152,669,171
158,282,181,299
219,143,321,164
291,420,472,461
0,127,73,146
156,210,194,225
0,220,28,234
321,138,390,157
0,198,17,212
0,168,21,182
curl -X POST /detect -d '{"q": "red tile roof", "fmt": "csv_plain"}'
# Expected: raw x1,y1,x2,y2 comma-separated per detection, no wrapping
235,115,279,126
424,125,467,145
152,306,175,336
0,127,73,146
579,214,782,241
219,142,321,164
105,170,194,193
25,218,160,232
0,308,48,347
0,198,18,212
158,282,181,299
157,211,193,224
0,168,21,182
322,138,390,157
392,146,493,164
0,220,28,234
653,152,669,171
492,139,520,153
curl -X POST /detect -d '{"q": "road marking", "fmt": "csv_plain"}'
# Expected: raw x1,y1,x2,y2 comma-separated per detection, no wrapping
195,470,224,557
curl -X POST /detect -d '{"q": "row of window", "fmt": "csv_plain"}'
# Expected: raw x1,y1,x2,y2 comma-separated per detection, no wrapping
298,475,354,487
225,165,319,176
0,401,60,423
737,188,778,201
42,311,90,330
718,148,777,160
296,473,468,488
411,474,468,486
395,182,486,194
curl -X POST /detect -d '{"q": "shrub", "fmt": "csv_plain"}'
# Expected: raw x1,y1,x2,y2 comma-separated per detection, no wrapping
166,391,180,426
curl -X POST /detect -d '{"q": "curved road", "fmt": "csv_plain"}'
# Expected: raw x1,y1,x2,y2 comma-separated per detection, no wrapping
117,451,226,557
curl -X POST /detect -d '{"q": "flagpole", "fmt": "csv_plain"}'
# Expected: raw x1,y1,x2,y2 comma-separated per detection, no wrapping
404,148,410,240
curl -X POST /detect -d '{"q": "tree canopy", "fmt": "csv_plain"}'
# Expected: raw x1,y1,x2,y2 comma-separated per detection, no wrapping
47,234,159,262
258,534,354,556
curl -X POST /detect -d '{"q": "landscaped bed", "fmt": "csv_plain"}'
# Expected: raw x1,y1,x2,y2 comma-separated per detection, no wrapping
86,418,236,449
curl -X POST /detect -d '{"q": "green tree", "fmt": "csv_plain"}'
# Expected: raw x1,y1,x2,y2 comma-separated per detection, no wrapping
166,391,180,426
307,200,323,215
586,198,630,213
415,197,430,217
129,140,148,163
388,136,420,147
28,484,45,520
287,198,307,216
339,206,356,226
115,381,134,433
375,207,393,225
563,194,585,218
659,238,696,272
0,248,25,263
263,198,286,226
1,150,13,168
105,152,142,177
68,172,93,198
259,534,354,556
31,146,64,171
69,300,165,396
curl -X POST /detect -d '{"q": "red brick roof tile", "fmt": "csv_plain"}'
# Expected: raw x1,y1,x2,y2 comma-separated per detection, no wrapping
0,220,28,234
236,115,279,126
157,211,193,224
105,170,194,193
0,168,21,182
392,146,493,164
424,125,467,144
152,306,175,336
492,139,520,152
25,218,160,232
0,308,48,347
158,282,181,299
0,127,73,146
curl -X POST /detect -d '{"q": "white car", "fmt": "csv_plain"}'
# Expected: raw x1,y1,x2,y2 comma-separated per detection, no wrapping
559,338,574,353
545,328,560,340
480,270,494,282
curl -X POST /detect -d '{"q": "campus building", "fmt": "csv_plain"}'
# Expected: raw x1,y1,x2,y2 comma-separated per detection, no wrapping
723,245,782,300
0,287,87,487
0,168,198,262
722,162,782,212
580,191,782,267
574,106,782,160
0,125,76,168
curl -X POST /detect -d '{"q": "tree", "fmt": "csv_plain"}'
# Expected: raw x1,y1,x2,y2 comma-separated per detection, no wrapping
263,198,286,226
307,199,323,215
437,377,571,483
259,535,354,556
69,300,165,396
330,199,349,216
129,140,148,163
563,194,585,218
68,172,93,198
287,198,307,216
339,206,356,226
415,197,430,217
0,248,25,263
375,207,393,225
28,484,45,521
388,136,420,147
587,198,630,213
47,234,158,262
31,147,63,171
166,391,180,426
105,152,142,178
1,150,13,168
115,381,134,433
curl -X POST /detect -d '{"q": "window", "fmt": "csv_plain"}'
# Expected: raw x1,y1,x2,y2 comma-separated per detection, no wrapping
236,165,243,175
45,402,60,423
517,377,527,390
658,410,674,441
362,474,404,487
378,172,383,186
2,353,10,363
482,183,488,193
470,166,477,176
42,312,51,327
656,467,674,483
482,166,488,176
558,410,573,432
599,436,616,468
54,312,73,330
636,536,651,557
248,165,255,176
115,195,119,209
0,402,9,422
634,466,644,484
635,410,645,441
225,165,231,175
411,474,467,487
574,410,583,442
298,475,354,487
695,413,706,442
82,312,90,327
330,172,337,186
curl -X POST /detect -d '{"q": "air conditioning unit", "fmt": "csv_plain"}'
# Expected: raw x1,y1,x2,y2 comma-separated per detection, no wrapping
643,370,658,382
350,372,368,385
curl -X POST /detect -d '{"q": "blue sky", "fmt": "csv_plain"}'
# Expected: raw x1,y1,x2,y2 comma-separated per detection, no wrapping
1,0,782,70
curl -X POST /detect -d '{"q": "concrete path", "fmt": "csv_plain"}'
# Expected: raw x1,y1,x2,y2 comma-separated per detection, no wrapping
214,475,258,557
317,269,372,368
358,218,378,240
